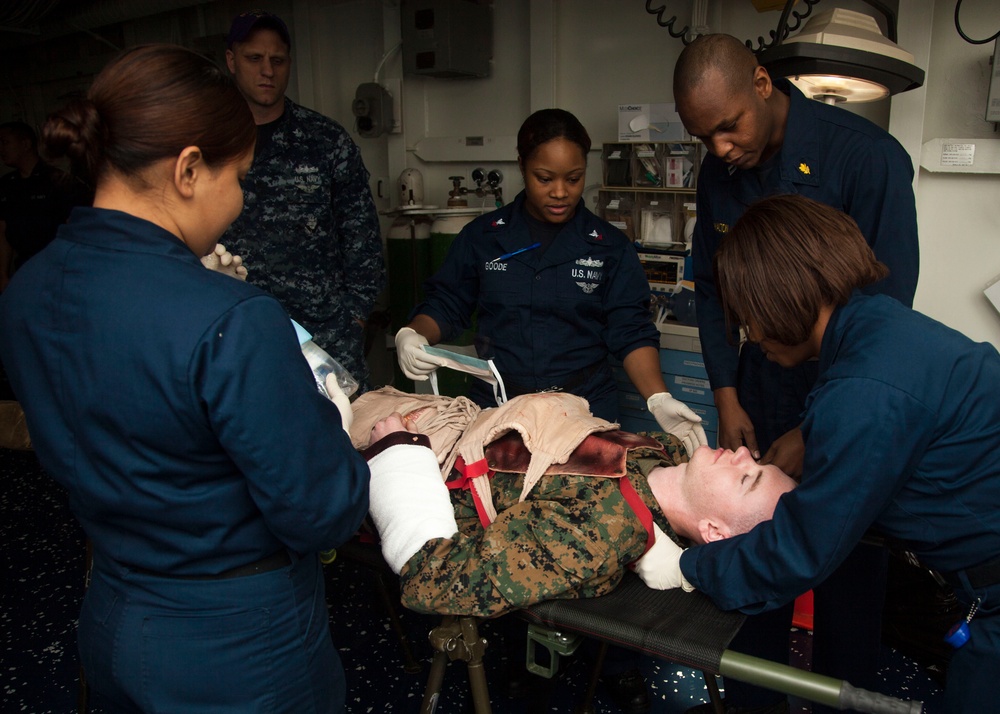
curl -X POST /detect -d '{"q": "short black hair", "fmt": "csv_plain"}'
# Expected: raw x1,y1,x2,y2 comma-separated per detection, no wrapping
0,121,38,149
516,109,591,164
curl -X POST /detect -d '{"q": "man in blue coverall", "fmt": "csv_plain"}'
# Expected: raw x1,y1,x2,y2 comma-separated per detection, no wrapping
673,34,919,714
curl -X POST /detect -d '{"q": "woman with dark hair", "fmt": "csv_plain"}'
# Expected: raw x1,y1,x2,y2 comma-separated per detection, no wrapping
0,44,368,713
394,108,706,455
392,107,705,712
636,193,1000,713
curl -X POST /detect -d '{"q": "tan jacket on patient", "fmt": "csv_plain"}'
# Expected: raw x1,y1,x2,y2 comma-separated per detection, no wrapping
350,388,619,523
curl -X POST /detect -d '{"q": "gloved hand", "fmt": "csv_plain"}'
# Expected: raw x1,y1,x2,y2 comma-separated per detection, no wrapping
368,440,458,573
647,392,708,457
394,327,446,381
633,523,695,592
200,243,248,281
325,373,353,434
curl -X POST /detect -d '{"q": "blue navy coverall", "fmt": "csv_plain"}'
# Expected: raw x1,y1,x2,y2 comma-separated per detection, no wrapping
414,191,658,421
691,78,920,706
223,98,386,391
694,78,919,449
0,208,369,713
681,294,1000,712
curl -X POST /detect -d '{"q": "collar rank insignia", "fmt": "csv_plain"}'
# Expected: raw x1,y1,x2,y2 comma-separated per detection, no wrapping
798,163,811,175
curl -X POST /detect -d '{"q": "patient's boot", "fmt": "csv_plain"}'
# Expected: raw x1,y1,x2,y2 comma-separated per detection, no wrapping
0,401,31,450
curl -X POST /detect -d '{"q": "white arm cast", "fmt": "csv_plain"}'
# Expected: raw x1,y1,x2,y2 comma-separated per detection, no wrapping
368,442,459,574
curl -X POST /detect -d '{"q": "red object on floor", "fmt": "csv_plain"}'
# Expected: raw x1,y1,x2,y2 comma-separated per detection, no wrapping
793,590,814,631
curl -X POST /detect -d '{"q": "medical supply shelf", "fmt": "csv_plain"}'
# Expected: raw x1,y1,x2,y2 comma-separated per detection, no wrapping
612,324,718,448
599,142,715,445
598,141,703,248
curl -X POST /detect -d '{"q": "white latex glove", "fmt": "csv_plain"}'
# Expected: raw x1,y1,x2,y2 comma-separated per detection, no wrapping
368,441,459,574
647,392,708,457
633,523,695,592
324,373,353,434
200,243,248,281
394,327,447,381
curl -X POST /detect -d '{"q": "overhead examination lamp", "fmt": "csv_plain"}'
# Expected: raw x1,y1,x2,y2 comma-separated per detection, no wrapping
756,5,925,104
644,0,925,104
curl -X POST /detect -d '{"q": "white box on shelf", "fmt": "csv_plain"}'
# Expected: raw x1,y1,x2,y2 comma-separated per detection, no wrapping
618,103,686,142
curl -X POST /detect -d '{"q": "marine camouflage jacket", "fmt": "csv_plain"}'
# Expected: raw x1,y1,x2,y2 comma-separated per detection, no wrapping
399,432,688,617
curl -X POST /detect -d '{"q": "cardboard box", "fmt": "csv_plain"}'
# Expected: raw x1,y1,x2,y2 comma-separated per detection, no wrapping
618,103,686,142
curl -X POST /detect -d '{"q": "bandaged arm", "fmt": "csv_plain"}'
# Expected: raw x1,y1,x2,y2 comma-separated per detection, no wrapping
364,432,459,574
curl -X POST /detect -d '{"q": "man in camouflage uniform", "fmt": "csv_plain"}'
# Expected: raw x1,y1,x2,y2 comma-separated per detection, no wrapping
359,397,796,618
223,10,384,390
401,432,688,616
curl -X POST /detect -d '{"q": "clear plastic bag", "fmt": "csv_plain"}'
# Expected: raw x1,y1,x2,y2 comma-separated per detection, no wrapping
291,319,358,398
301,340,359,399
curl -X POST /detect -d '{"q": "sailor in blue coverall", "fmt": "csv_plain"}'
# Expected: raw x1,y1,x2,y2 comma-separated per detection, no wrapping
636,194,1000,713
681,292,1000,713
0,206,370,713
395,109,708,458
673,34,919,711
411,190,656,421
0,46,369,713
691,75,919,455
395,108,708,713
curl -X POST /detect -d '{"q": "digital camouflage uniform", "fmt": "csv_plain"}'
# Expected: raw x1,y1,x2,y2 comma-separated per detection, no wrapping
399,432,688,617
223,98,385,390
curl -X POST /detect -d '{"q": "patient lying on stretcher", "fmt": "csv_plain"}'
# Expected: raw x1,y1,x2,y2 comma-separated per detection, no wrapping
351,387,795,618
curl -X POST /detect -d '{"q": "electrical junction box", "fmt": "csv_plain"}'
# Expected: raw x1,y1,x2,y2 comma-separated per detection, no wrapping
987,37,1000,123
353,82,393,138
402,0,492,78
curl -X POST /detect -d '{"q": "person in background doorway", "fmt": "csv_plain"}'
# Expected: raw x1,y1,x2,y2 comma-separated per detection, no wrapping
0,44,368,713
636,193,1000,714
672,34,920,714
222,9,385,391
0,120,91,291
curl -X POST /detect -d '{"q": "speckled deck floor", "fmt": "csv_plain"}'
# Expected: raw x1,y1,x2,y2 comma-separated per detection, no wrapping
2,447,945,713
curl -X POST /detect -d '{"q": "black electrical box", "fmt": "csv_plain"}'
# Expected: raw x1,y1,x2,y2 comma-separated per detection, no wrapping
401,0,492,78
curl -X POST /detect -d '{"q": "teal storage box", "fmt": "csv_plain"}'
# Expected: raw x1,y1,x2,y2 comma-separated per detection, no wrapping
665,373,713,406
659,349,708,379
688,403,718,432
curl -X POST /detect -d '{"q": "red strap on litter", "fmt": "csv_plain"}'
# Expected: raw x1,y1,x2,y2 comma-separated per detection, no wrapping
618,476,655,556
449,456,495,528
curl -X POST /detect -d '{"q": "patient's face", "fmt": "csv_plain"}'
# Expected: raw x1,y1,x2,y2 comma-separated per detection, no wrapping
682,445,795,540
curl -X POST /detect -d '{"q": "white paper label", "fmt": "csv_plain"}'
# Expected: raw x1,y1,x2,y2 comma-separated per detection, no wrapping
941,143,975,166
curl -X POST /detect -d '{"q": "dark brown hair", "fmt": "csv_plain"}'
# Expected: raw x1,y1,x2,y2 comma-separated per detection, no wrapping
516,108,591,164
714,194,889,345
42,44,255,186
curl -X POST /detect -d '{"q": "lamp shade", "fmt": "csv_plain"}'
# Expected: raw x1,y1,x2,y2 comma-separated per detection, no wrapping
757,8,925,103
